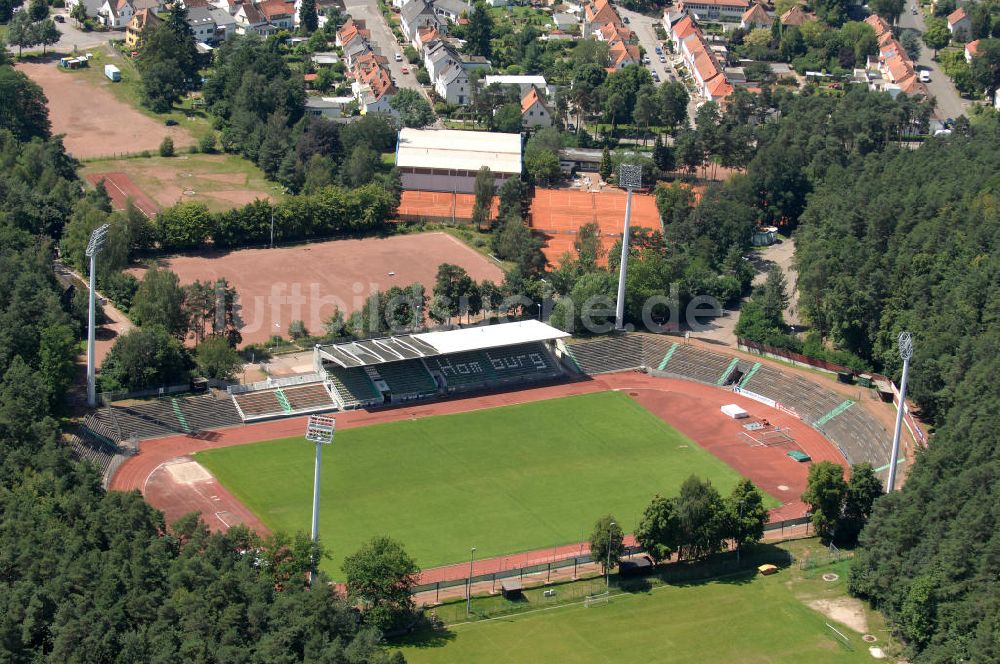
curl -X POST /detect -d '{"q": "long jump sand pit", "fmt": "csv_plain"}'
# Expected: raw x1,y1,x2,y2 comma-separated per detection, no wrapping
15,60,195,159
130,232,503,345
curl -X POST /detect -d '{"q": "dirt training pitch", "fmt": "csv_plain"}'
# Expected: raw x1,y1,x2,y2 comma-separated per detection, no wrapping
129,232,503,345
85,172,160,217
15,61,195,159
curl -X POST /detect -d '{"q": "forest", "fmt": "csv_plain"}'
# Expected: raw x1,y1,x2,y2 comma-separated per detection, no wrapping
0,56,402,664
794,118,1000,661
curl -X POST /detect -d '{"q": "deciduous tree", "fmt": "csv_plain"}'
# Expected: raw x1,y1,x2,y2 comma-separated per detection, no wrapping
589,514,625,573
801,461,847,542
342,536,420,632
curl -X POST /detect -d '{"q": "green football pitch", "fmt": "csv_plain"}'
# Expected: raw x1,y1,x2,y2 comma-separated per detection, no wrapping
196,391,777,575
395,562,875,663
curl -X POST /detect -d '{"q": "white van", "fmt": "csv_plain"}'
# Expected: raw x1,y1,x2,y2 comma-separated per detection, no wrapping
919,70,930,83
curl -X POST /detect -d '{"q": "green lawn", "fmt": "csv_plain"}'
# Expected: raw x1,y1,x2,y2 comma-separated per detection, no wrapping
397,551,882,663
196,392,774,575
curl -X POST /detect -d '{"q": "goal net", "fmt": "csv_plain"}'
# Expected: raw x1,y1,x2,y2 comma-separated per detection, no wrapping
740,426,796,448
584,591,610,608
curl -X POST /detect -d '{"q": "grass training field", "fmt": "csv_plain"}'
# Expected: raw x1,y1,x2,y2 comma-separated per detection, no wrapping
196,392,777,574
396,554,881,663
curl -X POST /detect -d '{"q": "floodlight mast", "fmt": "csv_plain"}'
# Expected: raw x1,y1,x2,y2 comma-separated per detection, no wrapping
615,165,642,331
85,224,110,407
886,332,913,492
304,415,335,587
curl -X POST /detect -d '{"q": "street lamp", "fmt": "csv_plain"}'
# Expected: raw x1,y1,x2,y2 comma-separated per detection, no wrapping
887,331,913,492
604,521,617,589
304,414,335,588
85,223,110,407
615,165,642,331
466,546,477,616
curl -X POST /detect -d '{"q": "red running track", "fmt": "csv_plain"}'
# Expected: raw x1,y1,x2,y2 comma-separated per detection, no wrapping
111,373,841,584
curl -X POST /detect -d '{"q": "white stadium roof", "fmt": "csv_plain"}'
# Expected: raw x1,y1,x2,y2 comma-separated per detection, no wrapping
413,320,568,355
395,128,522,175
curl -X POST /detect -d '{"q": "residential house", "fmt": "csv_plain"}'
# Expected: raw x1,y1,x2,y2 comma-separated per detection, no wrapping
258,0,294,30
305,95,355,118
66,0,106,19
99,0,134,29
401,0,443,42
186,6,222,43
608,41,640,70
435,62,471,104
779,5,813,25
414,25,439,50
965,38,980,62
210,0,241,15
947,7,970,38
336,18,370,47
125,7,162,48
520,86,552,128
867,32,927,97
234,3,274,35
864,13,891,39
351,62,396,114
343,35,375,68
433,0,469,22
675,15,734,102
739,2,771,28
597,22,634,44
583,0,621,36
677,0,749,21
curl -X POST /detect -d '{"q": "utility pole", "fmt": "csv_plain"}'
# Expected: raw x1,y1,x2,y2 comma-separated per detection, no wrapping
85,224,110,407
615,165,642,331
466,546,476,616
304,415,335,588
887,331,913,492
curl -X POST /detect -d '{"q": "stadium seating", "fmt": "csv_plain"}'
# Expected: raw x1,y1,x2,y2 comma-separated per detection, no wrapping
656,344,739,385
366,360,437,400
563,335,644,374
282,383,338,412
426,343,560,392
233,391,285,420
83,394,243,442
326,367,382,408
175,394,242,431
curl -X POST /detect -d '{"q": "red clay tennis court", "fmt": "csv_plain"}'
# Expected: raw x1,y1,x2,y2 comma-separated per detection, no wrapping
528,188,661,265
396,190,498,224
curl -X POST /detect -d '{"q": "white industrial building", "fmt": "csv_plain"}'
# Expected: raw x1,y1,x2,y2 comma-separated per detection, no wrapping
395,128,522,193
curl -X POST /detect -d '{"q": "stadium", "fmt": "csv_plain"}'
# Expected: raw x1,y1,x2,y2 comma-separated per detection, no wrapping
83,320,917,576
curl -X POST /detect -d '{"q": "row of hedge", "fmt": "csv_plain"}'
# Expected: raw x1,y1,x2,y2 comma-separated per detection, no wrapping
153,182,398,251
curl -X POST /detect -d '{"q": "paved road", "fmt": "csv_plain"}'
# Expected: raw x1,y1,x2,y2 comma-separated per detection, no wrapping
618,6,702,127
343,0,426,97
896,2,970,119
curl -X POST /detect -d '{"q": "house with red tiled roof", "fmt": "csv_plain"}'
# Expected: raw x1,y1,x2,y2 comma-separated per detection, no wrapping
414,25,439,50
235,2,273,35
351,62,397,115
584,0,621,35
965,39,980,62
125,7,162,48
948,7,970,36
740,3,771,28
258,0,293,29
780,5,813,25
678,0,748,21
608,41,641,70
864,13,892,38
598,22,634,44
336,18,370,47
669,14,698,52
866,33,927,98
520,86,552,128
674,15,734,103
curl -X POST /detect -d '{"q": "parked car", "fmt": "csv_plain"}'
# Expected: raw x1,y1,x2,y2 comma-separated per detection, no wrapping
401,66,409,74
54,14,64,22
622,15,629,23
395,52,403,62
919,70,930,82
165,119,178,126
567,123,576,131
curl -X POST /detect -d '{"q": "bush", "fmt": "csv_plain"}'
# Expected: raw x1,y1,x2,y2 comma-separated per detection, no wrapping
199,132,217,153
415,68,430,85
288,320,309,339
159,136,175,157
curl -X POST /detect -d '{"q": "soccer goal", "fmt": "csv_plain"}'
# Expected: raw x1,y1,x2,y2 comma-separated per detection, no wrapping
584,591,610,608
740,426,796,448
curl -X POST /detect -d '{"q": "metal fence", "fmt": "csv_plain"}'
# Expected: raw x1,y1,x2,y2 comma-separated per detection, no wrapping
99,379,233,405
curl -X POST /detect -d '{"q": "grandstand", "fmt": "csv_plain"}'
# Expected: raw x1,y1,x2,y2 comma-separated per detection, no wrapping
565,333,895,478
315,320,570,399
231,383,338,422
84,392,242,444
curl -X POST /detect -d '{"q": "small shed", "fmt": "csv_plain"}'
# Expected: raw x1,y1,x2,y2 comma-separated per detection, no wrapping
104,64,121,81
500,578,522,600
758,564,779,575
787,450,811,462
721,403,749,419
